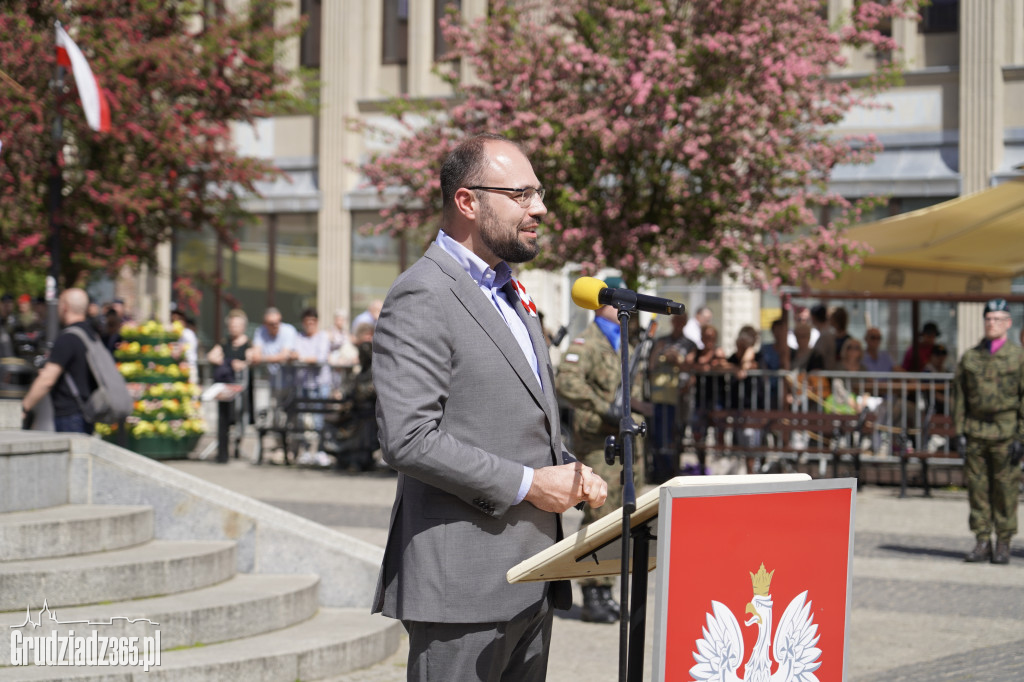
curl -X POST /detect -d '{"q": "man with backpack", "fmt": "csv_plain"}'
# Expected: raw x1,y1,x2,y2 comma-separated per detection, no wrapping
21,288,132,433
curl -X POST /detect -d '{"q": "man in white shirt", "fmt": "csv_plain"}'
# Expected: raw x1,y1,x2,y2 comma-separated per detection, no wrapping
683,306,712,350
251,307,298,391
350,300,383,335
788,305,820,350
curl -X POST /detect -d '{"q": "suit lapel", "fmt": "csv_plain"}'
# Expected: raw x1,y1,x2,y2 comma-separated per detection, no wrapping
426,246,549,416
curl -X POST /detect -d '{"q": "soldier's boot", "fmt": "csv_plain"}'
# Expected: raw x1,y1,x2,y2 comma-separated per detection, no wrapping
992,541,1011,565
598,586,621,619
580,586,618,624
964,538,992,563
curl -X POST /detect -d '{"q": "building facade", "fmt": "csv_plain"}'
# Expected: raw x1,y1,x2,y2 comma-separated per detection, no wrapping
168,0,1024,358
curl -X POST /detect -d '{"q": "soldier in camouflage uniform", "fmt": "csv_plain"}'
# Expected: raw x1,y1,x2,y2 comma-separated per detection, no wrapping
953,298,1024,565
556,301,648,622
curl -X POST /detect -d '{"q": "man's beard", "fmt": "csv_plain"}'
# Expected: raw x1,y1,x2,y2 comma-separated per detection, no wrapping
478,199,540,264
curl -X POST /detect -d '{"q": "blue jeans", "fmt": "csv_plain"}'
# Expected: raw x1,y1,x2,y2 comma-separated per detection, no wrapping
54,413,94,435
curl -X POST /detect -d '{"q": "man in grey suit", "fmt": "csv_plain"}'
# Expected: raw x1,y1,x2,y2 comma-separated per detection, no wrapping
372,134,609,681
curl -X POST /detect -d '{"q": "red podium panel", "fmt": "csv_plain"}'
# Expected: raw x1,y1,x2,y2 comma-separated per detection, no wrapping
653,478,856,682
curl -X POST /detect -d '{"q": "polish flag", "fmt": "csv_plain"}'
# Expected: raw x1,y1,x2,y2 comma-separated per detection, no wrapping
55,22,111,133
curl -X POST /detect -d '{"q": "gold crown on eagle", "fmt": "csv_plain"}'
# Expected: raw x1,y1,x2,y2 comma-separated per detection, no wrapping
750,563,775,596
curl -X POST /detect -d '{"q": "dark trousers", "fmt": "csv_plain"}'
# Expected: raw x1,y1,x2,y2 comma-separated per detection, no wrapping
54,413,94,435
650,402,678,482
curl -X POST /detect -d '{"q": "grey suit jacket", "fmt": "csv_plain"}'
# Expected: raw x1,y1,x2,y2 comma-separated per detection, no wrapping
371,243,573,623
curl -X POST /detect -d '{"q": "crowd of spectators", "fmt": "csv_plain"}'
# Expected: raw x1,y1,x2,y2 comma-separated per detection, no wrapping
1,292,134,361
204,302,381,469
642,302,963,481
3,291,383,470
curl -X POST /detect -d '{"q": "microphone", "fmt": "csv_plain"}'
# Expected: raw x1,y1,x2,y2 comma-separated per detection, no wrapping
571,277,685,316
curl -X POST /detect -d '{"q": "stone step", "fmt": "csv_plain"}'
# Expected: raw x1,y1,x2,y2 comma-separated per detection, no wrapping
0,540,236,612
0,573,320,663
0,436,71,513
0,608,402,681
0,505,154,561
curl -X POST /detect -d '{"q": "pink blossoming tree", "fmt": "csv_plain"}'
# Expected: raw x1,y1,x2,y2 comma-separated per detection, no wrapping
358,0,919,289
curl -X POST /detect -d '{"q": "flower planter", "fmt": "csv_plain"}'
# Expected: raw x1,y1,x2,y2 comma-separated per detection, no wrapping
111,324,205,461
106,433,200,460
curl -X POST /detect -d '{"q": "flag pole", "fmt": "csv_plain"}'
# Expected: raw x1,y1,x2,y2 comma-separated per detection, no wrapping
46,21,66,348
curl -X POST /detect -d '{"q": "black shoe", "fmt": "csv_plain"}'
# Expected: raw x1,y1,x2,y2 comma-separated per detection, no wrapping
965,539,992,563
992,541,1011,565
580,586,618,624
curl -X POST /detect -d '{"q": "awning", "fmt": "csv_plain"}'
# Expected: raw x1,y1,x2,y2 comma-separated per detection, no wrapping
809,176,1024,296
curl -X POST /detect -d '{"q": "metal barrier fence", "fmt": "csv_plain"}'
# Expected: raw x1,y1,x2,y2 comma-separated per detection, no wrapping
670,369,954,458
241,361,374,468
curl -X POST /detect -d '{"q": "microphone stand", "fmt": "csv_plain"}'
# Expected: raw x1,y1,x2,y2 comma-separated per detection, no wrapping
604,304,648,682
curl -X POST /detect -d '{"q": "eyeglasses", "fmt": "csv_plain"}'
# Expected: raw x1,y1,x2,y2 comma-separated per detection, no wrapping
466,185,545,207
984,315,1012,323
866,335,881,341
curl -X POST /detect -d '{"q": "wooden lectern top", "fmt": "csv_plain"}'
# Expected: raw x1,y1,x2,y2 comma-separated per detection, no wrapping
506,473,811,584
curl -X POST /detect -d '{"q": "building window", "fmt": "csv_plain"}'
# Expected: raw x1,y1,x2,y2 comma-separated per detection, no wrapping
434,0,461,61
300,0,321,68
200,0,221,33
920,0,957,33
383,0,409,65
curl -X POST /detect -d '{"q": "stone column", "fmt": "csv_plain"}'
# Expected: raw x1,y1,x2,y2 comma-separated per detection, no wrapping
959,0,1005,194
956,2,1012,356
957,302,984,361
316,0,365,320
155,242,173,323
891,14,919,68
1011,0,1024,65
721,269,760,357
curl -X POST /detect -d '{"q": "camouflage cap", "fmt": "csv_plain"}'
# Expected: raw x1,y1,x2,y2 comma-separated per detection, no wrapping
984,298,1009,315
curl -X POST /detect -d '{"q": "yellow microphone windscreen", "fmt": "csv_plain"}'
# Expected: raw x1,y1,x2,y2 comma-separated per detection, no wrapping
571,277,607,311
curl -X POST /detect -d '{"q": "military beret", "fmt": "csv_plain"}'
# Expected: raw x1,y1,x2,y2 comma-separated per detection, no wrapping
604,276,625,289
983,298,1009,315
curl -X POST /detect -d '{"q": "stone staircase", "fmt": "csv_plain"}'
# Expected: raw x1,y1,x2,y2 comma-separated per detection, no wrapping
0,433,400,680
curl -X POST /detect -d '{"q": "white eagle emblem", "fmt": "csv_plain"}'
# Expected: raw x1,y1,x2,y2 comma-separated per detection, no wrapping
690,563,822,682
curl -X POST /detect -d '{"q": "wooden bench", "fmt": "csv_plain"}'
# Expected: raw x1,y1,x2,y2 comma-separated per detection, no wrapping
894,411,959,497
697,408,877,480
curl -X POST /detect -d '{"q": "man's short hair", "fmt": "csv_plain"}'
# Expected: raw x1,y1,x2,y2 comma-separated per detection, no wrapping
737,326,758,346
829,306,848,332
771,317,786,333
354,322,375,342
301,307,318,320
440,133,523,219
264,307,282,320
